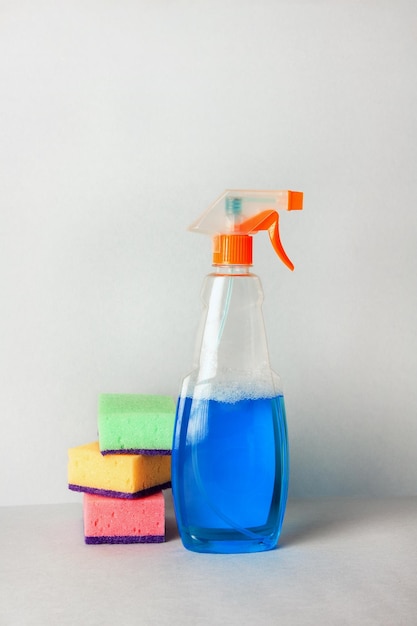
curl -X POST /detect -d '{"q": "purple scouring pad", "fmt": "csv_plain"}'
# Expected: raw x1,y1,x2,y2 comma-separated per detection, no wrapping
85,535,165,544
101,448,171,456
69,481,172,499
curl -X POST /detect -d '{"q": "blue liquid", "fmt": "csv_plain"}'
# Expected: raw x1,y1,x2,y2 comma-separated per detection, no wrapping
171,395,288,554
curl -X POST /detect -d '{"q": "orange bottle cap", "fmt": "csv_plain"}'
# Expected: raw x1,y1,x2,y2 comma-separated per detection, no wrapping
212,234,253,265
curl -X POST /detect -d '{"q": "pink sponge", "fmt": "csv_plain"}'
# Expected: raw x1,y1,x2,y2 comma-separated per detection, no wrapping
83,491,165,544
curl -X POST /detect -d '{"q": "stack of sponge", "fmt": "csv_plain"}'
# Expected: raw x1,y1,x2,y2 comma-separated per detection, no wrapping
68,394,175,544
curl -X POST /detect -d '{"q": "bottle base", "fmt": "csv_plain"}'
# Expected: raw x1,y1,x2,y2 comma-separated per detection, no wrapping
180,527,279,554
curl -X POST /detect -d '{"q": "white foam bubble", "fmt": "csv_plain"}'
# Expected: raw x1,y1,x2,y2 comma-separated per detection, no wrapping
186,370,282,403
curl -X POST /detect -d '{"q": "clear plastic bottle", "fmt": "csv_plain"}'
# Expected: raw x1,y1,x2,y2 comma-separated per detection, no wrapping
171,190,303,554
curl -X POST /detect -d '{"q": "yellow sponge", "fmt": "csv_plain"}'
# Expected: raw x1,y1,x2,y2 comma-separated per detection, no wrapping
68,442,171,498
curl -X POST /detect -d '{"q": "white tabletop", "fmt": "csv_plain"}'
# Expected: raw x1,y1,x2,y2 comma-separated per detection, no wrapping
1,494,416,625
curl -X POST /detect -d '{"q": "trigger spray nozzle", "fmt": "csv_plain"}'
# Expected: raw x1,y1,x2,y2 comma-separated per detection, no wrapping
189,189,303,270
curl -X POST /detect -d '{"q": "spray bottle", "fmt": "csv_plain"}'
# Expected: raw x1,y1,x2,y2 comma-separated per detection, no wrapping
171,189,303,554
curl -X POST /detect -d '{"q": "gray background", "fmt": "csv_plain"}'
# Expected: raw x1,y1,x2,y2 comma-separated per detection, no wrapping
1,0,416,505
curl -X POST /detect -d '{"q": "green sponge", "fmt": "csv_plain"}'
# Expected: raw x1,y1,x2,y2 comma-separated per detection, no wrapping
98,394,176,455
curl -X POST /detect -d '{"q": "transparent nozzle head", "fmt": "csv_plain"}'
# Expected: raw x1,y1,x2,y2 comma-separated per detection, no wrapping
189,190,303,236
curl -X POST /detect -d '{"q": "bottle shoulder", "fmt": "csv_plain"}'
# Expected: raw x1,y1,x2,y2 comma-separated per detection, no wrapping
200,270,264,304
